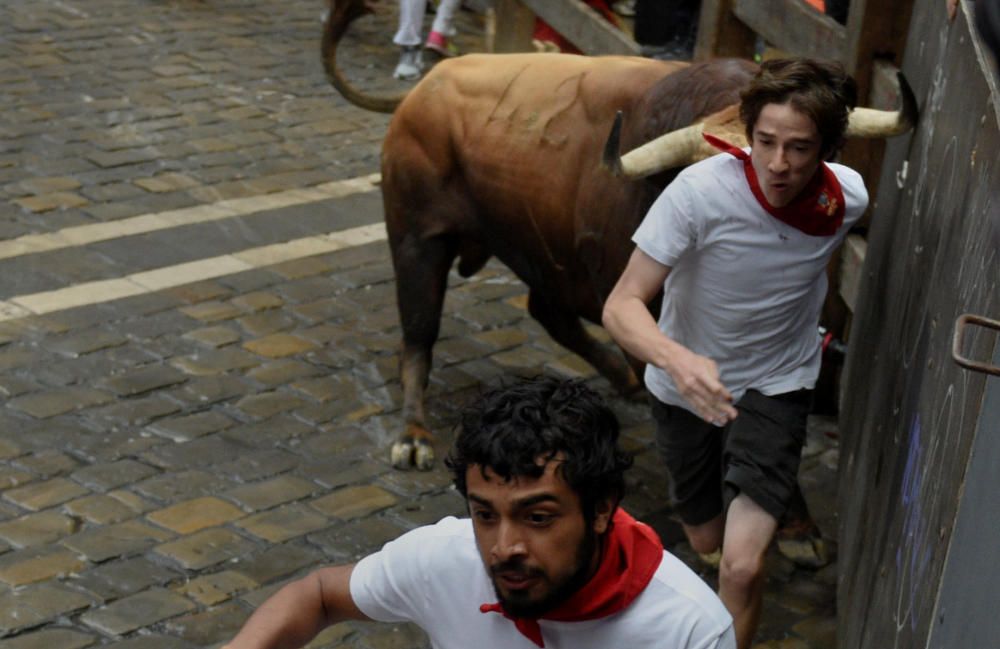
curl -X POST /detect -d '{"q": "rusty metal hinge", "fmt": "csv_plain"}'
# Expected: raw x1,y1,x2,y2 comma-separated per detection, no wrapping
952,313,1000,376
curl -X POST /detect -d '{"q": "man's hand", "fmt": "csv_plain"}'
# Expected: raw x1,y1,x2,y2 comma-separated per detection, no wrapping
603,248,738,425
664,346,738,426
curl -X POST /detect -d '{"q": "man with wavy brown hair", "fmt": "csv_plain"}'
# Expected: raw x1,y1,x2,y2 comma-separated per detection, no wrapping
604,58,864,649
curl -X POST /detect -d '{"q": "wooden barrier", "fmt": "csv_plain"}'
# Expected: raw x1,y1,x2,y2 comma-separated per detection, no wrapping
492,0,640,55
838,2,1000,646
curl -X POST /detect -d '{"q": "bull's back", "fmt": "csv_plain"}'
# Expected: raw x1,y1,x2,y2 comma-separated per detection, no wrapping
383,54,681,256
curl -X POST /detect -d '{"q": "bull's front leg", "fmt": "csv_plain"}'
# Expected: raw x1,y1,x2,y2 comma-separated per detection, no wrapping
388,228,456,471
394,345,435,470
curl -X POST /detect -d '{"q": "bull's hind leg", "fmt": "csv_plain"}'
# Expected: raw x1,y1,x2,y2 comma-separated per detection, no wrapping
390,233,457,470
527,290,641,394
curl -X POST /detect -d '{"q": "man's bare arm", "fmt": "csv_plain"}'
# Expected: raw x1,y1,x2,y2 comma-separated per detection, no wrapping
223,564,369,649
603,248,737,424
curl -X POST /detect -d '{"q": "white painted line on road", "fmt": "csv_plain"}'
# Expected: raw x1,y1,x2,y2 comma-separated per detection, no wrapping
0,173,382,261
0,222,388,323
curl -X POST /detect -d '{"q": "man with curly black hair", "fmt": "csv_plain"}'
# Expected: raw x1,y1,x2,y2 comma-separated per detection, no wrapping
223,377,734,649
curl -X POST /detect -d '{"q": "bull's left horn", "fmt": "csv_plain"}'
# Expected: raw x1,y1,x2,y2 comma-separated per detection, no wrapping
602,112,706,179
846,72,918,138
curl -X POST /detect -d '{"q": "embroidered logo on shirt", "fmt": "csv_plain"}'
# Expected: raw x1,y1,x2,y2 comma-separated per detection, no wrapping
818,192,839,217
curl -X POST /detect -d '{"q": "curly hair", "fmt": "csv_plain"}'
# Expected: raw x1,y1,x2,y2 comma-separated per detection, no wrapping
740,57,858,158
445,377,633,522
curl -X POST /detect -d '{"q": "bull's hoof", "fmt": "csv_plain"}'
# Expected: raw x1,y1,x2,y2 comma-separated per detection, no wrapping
413,441,434,471
390,439,436,470
391,440,415,469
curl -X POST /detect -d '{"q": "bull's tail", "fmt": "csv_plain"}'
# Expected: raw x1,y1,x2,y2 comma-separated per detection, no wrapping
322,0,407,113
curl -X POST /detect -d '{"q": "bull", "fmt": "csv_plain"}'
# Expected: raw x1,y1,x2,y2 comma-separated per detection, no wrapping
322,0,916,470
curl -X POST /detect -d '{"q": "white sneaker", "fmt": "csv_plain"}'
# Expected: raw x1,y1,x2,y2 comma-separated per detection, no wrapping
393,46,424,81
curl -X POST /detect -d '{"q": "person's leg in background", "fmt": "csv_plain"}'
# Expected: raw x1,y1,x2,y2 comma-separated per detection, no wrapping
393,0,426,80
425,0,461,57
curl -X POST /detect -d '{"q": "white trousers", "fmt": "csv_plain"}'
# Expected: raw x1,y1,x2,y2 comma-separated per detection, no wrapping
393,0,461,46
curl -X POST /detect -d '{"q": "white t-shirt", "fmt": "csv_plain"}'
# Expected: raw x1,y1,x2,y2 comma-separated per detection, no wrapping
350,516,735,649
632,151,868,410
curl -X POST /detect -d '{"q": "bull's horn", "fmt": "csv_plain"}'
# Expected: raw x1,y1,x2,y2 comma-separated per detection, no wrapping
602,111,706,179
846,72,918,138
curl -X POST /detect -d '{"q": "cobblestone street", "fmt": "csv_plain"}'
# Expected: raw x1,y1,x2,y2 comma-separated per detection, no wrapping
1,1,840,647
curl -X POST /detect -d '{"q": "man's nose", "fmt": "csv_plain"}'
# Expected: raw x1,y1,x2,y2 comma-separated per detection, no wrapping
769,148,789,174
492,521,527,562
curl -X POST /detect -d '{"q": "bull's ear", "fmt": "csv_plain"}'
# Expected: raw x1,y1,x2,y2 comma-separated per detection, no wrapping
846,71,918,138
601,111,625,176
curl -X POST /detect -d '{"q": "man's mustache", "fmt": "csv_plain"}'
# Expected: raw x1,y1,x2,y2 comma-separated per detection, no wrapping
490,559,543,579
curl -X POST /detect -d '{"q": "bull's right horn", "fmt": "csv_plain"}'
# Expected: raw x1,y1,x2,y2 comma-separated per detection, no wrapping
846,72,918,138
602,111,706,179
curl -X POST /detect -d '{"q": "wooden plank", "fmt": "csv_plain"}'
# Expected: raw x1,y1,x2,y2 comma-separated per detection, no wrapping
693,0,756,60
838,0,916,203
733,0,846,61
926,343,1000,647
520,0,640,55
839,4,1000,647
493,0,535,53
868,58,904,109
838,234,866,313
843,0,914,100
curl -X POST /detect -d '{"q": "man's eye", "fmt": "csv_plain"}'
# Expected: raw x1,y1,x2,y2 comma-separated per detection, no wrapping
473,510,496,523
527,512,555,525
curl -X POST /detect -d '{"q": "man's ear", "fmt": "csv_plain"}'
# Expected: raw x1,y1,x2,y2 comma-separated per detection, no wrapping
592,499,616,534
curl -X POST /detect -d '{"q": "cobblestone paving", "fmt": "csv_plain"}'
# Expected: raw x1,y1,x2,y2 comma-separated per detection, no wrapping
1,1,840,647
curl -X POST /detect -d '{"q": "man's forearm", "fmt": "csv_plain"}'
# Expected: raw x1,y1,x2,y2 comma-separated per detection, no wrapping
224,571,339,649
602,294,678,370
604,293,736,423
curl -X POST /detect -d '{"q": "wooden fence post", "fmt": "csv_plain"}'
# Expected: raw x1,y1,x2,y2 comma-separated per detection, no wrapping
494,0,535,53
694,0,756,60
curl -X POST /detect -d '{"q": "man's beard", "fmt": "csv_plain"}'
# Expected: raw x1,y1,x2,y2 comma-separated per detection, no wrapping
490,527,599,619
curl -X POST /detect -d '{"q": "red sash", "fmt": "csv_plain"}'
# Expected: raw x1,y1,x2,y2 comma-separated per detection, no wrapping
703,133,846,237
479,509,663,647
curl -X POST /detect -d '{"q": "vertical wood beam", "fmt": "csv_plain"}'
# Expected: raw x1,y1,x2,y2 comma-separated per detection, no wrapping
838,0,916,210
494,0,535,53
694,0,756,61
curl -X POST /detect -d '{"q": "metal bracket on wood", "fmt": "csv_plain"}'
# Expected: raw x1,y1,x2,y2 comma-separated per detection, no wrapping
952,313,1000,376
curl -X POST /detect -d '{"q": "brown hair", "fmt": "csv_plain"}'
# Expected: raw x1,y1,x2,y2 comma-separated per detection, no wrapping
740,58,858,158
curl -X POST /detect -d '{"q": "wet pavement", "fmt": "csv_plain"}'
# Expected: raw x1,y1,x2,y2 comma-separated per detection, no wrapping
1,1,839,647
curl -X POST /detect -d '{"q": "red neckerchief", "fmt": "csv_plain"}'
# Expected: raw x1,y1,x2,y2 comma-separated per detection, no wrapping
479,509,663,648
702,133,845,237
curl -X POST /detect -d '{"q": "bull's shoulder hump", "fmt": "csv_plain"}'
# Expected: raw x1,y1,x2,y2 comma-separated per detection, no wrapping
434,52,678,83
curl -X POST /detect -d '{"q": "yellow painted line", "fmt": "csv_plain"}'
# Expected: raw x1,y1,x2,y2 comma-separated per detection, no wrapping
0,222,388,323
0,173,381,261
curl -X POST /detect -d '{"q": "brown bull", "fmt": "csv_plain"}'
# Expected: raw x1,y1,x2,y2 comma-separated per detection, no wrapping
322,0,915,470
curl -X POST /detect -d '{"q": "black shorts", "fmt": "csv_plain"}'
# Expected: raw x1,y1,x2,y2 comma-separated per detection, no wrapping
651,389,811,525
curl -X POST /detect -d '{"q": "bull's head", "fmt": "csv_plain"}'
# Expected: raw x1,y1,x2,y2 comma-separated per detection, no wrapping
603,72,918,179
